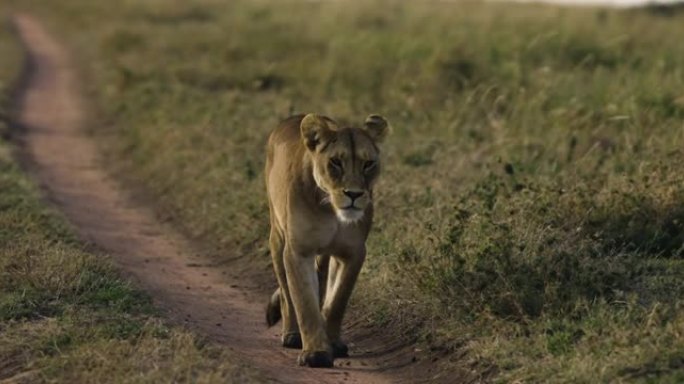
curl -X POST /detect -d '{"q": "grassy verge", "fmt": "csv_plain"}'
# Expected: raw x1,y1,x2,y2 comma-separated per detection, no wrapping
0,13,261,384
8,0,684,381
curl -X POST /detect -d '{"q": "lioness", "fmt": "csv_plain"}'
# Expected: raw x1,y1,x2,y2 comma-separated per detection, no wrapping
264,113,389,368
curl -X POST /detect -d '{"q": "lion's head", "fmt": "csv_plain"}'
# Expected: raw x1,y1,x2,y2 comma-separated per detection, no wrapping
300,113,389,224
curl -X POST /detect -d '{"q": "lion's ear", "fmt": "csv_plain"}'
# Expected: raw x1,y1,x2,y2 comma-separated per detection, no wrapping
300,113,335,152
363,114,390,143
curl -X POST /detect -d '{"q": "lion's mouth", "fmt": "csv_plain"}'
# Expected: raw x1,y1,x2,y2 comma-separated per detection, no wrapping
336,207,365,224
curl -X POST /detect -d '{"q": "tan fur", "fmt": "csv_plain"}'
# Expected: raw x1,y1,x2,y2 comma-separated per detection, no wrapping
265,113,389,367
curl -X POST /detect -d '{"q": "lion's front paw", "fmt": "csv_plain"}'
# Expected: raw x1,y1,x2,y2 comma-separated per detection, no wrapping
331,340,349,358
282,332,302,349
297,350,334,368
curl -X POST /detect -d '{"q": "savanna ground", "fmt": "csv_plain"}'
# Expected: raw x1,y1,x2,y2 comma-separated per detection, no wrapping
0,6,262,384
3,0,684,382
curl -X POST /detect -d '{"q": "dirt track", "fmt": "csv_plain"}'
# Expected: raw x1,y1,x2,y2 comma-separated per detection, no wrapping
10,13,450,384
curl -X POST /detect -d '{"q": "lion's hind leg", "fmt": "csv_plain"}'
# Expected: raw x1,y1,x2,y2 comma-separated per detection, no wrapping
266,287,281,326
316,254,330,308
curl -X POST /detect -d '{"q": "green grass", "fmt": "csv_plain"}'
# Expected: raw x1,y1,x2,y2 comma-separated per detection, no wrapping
0,13,261,384
7,0,684,381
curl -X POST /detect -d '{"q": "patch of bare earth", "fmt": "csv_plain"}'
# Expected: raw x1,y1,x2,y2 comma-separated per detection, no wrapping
11,13,474,384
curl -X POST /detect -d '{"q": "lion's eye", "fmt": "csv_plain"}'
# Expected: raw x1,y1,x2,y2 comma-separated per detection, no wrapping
364,160,377,172
329,158,343,169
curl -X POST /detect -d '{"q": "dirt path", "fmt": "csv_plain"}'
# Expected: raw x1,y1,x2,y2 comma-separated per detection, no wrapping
10,13,443,384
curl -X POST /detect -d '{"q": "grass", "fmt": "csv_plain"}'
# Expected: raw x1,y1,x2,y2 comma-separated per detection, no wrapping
5,0,684,381
0,12,261,384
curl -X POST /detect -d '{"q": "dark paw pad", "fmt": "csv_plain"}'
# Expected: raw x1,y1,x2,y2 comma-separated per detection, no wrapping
282,332,302,349
331,340,349,358
297,351,334,368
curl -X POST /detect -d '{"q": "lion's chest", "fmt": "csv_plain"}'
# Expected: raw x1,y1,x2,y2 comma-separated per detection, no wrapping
288,212,338,252
289,213,366,256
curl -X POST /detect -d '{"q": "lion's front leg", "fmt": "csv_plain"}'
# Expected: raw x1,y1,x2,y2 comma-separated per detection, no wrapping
322,246,366,358
269,227,301,348
283,245,333,368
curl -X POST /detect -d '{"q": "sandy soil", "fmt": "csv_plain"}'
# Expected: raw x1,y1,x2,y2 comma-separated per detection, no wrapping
11,13,475,384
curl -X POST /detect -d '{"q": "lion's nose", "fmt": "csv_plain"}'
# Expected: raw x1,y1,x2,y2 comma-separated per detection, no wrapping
343,190,364,200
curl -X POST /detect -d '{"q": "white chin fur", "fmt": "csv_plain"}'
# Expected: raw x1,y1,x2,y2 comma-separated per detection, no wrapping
336,209,364,224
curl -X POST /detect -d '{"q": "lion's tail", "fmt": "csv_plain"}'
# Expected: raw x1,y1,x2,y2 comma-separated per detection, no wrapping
266,287,281,327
